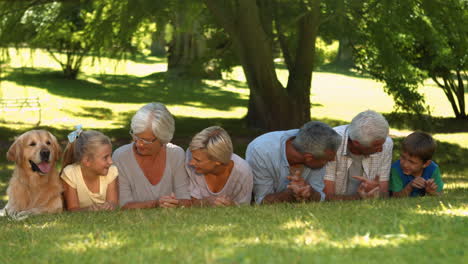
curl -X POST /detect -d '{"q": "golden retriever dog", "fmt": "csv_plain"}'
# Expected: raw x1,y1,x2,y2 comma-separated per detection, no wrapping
0,130,63,219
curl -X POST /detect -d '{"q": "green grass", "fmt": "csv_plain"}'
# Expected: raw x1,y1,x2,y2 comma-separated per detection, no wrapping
0,48,467,263
0,196,466,263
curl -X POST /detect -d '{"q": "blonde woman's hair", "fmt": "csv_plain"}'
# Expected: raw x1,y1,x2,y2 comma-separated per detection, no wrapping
131,102,175,144
189,126,233,164
62,130,111,171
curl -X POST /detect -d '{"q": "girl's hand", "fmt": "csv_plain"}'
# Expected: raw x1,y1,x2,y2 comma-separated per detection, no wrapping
100,202,117,211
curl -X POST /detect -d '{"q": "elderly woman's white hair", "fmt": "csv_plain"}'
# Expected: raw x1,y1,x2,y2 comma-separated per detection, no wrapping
189,126,233,164
348,110,389,147
131,102,175,144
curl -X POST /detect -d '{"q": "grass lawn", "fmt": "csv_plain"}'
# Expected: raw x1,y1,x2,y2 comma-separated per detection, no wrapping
0,48,467,263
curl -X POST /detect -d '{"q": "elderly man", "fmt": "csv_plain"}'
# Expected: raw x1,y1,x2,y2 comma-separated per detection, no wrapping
246,121,342,204
324,110,393,200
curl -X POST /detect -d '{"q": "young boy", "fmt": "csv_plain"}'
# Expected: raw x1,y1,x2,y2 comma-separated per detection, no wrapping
390,131,443,197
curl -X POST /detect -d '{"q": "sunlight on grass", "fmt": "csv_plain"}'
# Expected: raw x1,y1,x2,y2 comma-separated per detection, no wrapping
1,48,466,148
331,233,427,248
170,105,247,119
60,232,124,253
23,221,59,230
6,48,166,77
414,202,468,217
294,228,330,246
282,219,310,230
281,219,427,248
434,133,468,148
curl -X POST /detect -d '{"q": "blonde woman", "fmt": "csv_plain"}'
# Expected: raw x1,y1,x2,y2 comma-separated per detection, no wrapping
186,126,253,206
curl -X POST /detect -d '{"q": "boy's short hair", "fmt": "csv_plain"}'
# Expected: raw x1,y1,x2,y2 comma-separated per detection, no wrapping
402,131,436,162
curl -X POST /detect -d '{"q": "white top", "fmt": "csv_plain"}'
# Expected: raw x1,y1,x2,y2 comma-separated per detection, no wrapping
185,150,253,205
61,163,118,208
324,125,393,195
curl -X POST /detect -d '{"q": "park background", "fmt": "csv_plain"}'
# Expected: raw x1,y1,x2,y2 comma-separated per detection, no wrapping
0,1,466,263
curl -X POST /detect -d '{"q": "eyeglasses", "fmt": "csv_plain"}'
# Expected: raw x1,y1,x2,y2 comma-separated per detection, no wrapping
129,130,158,145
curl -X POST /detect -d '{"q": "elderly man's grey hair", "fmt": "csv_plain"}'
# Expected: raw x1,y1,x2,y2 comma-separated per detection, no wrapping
189,126,233,164
292,121,341,158
131,102,175,144
348,110,389,147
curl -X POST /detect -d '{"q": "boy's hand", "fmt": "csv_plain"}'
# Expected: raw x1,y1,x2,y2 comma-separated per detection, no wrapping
425,179,438,194
411,177,426,189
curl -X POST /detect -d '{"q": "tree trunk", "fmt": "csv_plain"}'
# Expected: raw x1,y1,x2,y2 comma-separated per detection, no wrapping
150,20,167,57
205,0,320,130
166,12,220,79
332,0,354,68
432,74,467,120
333,37,354,68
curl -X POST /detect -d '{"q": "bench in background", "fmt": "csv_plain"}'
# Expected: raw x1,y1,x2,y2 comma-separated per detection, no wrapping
0,97,41,125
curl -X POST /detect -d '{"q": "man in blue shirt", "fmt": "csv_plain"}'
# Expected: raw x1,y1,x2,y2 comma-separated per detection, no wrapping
246,121,341,204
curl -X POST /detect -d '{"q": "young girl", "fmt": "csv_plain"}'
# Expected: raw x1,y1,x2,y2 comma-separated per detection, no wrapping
61,127,118,211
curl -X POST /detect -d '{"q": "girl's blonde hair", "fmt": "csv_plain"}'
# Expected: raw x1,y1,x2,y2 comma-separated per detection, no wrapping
62,130,111,170
189,126,233,164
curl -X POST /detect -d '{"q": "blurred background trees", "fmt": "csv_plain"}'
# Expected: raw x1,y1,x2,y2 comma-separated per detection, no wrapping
0,0,466,129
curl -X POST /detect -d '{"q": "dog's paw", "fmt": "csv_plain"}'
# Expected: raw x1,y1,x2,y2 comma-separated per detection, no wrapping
12,211,32,221
3,210,32,221
0,208,5,217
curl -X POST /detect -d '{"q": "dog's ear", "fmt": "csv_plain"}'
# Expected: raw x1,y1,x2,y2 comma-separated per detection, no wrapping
7,136,23,162
47,131,62,162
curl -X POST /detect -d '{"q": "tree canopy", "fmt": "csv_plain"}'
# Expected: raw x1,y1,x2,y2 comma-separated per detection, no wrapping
1,0,466,126
351,0,467,119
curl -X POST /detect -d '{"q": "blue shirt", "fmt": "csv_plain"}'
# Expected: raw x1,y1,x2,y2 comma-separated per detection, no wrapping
390,160,443,197
246,129,326,204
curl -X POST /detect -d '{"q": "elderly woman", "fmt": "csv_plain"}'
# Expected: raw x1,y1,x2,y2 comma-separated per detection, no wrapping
113,102,191,209
185,126,253,206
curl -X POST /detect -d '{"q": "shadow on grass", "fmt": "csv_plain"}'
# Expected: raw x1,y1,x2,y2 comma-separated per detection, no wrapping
2,67,247,111
384,112,468,133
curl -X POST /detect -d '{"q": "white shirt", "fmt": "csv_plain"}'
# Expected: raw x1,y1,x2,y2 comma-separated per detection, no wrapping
324,125,393,195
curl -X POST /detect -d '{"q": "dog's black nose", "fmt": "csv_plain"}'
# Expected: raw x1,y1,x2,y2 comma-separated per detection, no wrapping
40,149,50,162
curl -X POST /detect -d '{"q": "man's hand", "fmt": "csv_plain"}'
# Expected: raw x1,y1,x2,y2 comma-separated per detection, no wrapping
287,170,312,201
358,185,380,199
352,175,380,192
425,179,438,195
411,177,426,189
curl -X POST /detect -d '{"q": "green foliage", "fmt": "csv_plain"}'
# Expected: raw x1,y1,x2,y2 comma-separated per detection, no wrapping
0,0,164,79
352,0,467,118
